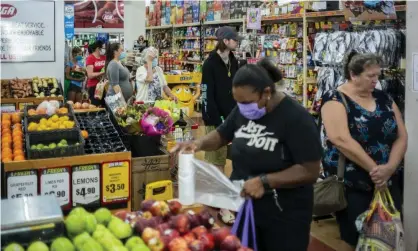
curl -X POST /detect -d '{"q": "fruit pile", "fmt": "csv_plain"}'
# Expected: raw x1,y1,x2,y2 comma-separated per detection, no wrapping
27,107,69,117
1,113,25,162
30,139,79,151
67,101,97,110
32,77,62,98
27,115,75,132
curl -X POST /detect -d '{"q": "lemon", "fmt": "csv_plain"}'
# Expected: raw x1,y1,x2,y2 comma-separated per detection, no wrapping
40,118,47,124
59,116,69,122
51,114,59,122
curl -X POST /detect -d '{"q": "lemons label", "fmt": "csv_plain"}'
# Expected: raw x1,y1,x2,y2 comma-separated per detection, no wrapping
6,170,38,199
40,167,70,208
102,161,130,204
72,164,100,207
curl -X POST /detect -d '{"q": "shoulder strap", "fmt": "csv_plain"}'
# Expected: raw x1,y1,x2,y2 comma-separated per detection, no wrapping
336,90,349,180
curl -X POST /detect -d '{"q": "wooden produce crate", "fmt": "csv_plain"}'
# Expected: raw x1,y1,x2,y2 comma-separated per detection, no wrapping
131,152,171,211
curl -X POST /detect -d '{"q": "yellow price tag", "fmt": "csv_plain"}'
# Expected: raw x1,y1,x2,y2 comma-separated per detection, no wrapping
102,161,130,204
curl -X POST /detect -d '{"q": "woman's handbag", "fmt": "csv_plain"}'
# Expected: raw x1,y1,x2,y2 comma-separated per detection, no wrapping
313,90,349,216
355,189,405,251
231,199,258,251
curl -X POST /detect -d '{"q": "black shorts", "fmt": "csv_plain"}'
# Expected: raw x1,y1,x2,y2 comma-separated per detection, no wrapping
68,84,82,93
336,176,403,247
237,187,313,251
88,86,106,107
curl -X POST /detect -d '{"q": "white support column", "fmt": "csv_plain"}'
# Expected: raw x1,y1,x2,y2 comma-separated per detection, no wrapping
124,0,146,50
404,2,418,250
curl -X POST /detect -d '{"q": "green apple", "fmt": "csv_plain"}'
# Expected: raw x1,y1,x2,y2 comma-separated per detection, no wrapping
65,214,85,235
69,207,87,217
49,143,57,149
108,218,132,239
50,237,75,251
108,246,129,251
4,243,25,251
73,232,92,250
85,213,97,234
82,239,104,251
59,139,68,145
131,244,151,251
94,208,112,226
27,241,49,251
125,236,144,250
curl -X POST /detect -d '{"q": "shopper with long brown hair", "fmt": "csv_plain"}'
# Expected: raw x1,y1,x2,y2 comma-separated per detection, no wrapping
86,40,106,106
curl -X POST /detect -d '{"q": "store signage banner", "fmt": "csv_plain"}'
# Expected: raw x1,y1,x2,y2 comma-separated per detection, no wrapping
72,164,101,208
65,0,124,28
342,0,397,21
40,167,71,209
101,161,130,204
247,8,261,30
64,3,75,40
6,170,38,199
0,1,55,63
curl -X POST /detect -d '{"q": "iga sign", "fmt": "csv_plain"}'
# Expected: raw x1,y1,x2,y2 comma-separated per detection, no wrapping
0,1,55,63
65,0,124,28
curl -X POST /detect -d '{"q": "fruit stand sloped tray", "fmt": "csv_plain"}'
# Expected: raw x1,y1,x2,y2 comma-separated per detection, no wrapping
24,114,80,134
25,130,85,160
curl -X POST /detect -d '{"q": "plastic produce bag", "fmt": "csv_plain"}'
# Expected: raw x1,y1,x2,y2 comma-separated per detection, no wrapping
355,188,405,251
36,100,59,116
231,199,258,251
178,154,245,212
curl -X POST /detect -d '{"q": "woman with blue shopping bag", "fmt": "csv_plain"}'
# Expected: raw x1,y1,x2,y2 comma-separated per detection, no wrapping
172,58,322,251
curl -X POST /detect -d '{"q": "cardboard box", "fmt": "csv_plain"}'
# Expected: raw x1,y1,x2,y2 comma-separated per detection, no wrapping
131,154,171,211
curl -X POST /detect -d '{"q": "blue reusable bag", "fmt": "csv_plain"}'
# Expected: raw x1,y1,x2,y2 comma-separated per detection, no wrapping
231,199,258,251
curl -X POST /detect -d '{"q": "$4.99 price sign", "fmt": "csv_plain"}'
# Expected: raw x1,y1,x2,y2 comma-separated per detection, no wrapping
72,164,101,208
40,167,71,209
102,161,130,204
7,170,38,199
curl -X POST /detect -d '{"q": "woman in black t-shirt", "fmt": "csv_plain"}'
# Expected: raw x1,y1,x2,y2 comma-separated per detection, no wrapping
172,58,322,251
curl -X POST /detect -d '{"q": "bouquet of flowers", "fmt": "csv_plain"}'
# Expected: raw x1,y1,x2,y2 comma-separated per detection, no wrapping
140,107,174,136
114,100,151,134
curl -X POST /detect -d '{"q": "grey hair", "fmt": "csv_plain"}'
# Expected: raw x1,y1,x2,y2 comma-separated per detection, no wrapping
141,46,158,65
344,52,382,80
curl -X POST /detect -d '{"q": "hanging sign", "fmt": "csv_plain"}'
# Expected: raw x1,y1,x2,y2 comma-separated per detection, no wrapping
102,161,130,204
64,3,75,40
342,0,397,21
7,170,38,199
247,8,261,30
40,167,71,209
72,164,101,208
0,1,55,62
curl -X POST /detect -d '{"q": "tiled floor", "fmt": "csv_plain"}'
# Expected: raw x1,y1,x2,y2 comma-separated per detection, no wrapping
191,113,342,251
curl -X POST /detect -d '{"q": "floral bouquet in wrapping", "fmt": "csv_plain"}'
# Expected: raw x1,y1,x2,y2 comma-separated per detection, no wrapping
114,98,151,135
140,107,174,136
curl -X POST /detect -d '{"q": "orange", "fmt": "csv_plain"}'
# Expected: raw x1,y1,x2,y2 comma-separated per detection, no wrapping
13,135,22,143
2,135,12,144
2,127,11,134
2,142,11,149
14,155,24,161
12,131,22,138
13,141,23,149
13,149,23,155
11,113,21,124
2,152,12,160
2,157,12,162
1,120,11,128
2,113,11,121
12,123,22,129
81,130,89,139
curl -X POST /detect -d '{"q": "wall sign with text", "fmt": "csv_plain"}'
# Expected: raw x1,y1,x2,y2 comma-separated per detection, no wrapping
40,167,71,209
102,161,130,204
7,170,38,199
0,1,55,62
72,164,101,208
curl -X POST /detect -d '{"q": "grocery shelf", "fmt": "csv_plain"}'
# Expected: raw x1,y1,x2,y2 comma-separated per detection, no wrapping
173,22,200,28
175,37,200,40
146,25,173,30
203,19,244,25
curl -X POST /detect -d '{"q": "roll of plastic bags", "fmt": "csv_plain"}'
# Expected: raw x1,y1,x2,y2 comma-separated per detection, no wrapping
178,153,245,212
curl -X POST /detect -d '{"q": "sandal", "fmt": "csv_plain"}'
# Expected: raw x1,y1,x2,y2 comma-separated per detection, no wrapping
218,208,236,226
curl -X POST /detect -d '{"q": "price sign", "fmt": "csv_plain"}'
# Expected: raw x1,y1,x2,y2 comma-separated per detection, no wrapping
40,167,71,208
72,164,101,208
7,170,38,199
102,161,130,204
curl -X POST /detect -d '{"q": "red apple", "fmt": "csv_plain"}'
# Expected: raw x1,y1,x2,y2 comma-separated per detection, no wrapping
168,237,189,251
148,236,165,251
168,200,182,215
161,229,181,247
212,227,231,248
199,233,215,251
114,210,130,221
170,214,190,235
191,226,208,238
141,199,156,212
142,211,153,219
237,247,254,251
142,227,161,244
156,223,171,234
186,210,201,228
188,239,205,251
135,217,159,234
198,209,215,229
150,201,170,217
182,232,196,244
220,235,241,251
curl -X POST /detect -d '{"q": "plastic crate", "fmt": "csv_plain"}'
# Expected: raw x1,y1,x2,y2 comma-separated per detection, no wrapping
26,130,85,159
24,113,80,134
23,102,73,118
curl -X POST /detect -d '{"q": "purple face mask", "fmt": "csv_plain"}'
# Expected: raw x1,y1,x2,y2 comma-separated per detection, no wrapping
237,102,266,120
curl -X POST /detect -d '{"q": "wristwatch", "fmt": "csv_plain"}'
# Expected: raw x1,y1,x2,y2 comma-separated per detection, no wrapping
259,174,271,190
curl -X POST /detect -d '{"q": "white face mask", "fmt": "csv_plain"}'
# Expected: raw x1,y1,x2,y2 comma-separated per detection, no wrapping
100,49,106,55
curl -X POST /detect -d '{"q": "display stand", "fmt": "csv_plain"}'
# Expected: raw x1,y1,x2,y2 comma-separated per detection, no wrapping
1,96,64,112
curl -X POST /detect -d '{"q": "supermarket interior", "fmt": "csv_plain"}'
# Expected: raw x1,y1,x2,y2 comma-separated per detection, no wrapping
1,0,418,250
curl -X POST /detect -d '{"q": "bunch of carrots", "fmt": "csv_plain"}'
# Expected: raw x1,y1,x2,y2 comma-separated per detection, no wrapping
1,113,25,162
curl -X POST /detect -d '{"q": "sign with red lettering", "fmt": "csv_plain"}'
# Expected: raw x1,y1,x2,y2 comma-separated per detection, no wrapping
0,1,55,63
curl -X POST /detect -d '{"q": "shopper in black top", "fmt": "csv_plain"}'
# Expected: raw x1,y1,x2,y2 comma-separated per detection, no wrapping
173,58,322,251
201,26,241,225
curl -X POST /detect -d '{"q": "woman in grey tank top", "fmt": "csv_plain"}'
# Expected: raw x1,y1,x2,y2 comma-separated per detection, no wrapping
105,43,134,101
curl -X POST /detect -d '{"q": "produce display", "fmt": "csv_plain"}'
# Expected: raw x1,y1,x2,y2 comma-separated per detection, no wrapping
27,116,76,132
75,110,127,154
67,101,97,110
1,80,11,98
3,201,251,251
10,78,33,98
32,77,61,98
30,139,78,151
1,113,25,162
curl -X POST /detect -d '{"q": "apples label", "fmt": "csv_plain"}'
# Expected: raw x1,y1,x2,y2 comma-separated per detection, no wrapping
40,167,71,208
72,164,101,207
7,170,38,199
101,161,130,204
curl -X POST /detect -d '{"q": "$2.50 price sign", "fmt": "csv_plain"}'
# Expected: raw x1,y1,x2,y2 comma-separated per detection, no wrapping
72,164,101,208
40,167,71,209
7,170,38,199
102,161,130,204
